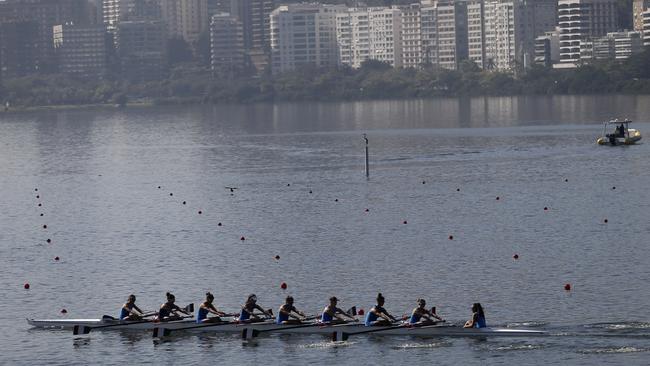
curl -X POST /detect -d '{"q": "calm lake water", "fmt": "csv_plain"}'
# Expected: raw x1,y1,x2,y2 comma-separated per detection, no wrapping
2,95,650,365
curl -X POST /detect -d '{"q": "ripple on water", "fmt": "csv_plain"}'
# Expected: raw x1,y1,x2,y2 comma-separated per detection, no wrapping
585,322,650,330
491,344,544,352
578,347,650,354
506,321,548,328
300,341,357,349
392,340,453,350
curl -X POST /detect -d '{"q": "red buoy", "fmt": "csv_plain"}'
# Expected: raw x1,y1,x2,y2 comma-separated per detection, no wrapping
544,207,548,211
24,283,30,289
158,186,161,189
46,238,51,243
275,255,280,260
54,256,60,261
182,201,186,205
496,196,500,200
43,225,47,229
604,218,608,223
40,213,44,217
612,186,616,190
240,236,245,241
218,222,222,226
36,195,40,199
565,179,568,182
403,220,408,224
198,210,202,215
456,188,460,192
358,308,365,316
564,283,571,291
513,254,519,259
35,188,38,192
60,309,67,314
335,199,338,202
38,203,42,207
448,235,454,240
169,193,173,196
365,208,369,212
280,282,287,290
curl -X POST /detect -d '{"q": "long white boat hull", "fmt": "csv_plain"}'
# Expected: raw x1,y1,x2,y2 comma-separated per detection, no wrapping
28,318,546,337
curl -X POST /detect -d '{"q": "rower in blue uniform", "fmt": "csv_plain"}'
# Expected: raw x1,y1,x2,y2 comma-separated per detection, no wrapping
276,296,305,324
119,294,144,321
321,296,356,324
197,292,227,323
157,292,189,322
409,298,444,325
464,303,487,328
365,293,397,326
239,294,272,322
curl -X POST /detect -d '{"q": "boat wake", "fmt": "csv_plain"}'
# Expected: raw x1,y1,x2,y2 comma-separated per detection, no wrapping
300,340,357,349
392,340,452,350
578,346,650,354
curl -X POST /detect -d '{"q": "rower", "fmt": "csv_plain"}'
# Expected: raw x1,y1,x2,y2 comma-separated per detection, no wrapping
321,296,355,324
464,302,487,328
276,296,305,324
197,292,227,323
157,292,189,322
119,294,144,321
238,294,272,322
365,293,397,326
409,298,444,325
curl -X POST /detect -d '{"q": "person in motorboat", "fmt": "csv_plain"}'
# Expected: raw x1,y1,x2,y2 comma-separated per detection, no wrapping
321,296,356,324
276,296,306,325
464,302,487,328
119,294,144,321
618,124,626,137
365,293,397,326
157,292,189,322
409,298,444,325
197,292,228,323
239,294,272,322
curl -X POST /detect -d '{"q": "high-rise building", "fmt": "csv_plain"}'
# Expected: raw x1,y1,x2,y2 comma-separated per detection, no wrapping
0,0,94,74
580,31,643,61
534,30,561,67
336,7,403,68
633,0,650,31
208,0,230,16
399,4,422,69
466,1,484,68
53,23,108,78
420,2,439,67
117,20,166,80
558,0,619,65
231,0,274,72
643,9,650,47
483,0,556,71
270,4,345,74
436,0,468,70
210,13,245,75
161,0,209,44
0,20,39,78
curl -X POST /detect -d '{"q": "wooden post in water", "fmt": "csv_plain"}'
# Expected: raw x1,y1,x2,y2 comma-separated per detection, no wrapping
363,134,369,179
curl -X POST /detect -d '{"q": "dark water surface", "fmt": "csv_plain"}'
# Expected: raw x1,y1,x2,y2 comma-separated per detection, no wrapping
2,95,650,365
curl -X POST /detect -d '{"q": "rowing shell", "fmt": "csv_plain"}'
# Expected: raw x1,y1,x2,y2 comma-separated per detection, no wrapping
28,318,546,337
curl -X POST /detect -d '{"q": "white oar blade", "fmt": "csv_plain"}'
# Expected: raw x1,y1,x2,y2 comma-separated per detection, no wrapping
152,327,171,338
331,330,349,342
73,325,92,335
241,328,257,340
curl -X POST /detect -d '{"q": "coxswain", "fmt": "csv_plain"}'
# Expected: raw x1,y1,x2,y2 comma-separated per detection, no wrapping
464,302,487,328
239,294,272,322
119,294,144,321
276,296,305,324
321,296,356,324
197,292,227,323
157,292,189,322
365,293,397,326
409,298,444,325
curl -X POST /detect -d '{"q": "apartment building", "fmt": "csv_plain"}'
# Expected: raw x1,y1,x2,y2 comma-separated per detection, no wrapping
117,20,166,80
644,9,650,46
231,0,274,72
210,13,245,75
466,1,485,68
420,2,438,66
161,0,209,44
558,0,618,65
53,23,108,78
399,4,422,68
436,0,468,70
270,4,345,74
336,7,403,68
633,0,650,31
534,31,560,67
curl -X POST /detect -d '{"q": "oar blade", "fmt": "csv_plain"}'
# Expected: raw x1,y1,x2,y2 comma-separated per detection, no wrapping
185,303,195,313
241,328,259,340
331,330,349,342
346,306,357,316
73,325,92,335
152,327,171,338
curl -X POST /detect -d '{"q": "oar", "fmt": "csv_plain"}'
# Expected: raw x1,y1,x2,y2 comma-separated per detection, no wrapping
241,319,357,340
153,318,276,338
332,320,445,342
75,304,194,335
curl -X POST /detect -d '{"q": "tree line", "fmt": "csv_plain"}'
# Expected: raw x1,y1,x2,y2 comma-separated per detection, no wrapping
1,47,649,109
